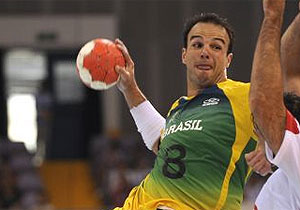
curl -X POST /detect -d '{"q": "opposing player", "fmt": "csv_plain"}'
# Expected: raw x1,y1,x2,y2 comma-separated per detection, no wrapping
112,12,259,210
250,0,300,209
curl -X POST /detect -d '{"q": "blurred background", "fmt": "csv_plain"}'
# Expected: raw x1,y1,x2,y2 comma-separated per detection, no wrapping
0,0,298,209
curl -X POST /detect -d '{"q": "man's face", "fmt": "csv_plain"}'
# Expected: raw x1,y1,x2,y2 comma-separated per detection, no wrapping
182,22,233,94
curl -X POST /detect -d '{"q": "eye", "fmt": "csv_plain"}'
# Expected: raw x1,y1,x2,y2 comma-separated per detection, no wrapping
191,42,203,48
211,44,222,50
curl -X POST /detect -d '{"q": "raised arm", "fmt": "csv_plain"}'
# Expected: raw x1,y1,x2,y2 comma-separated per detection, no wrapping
281,2,300,95
114,39,165,153
249,0,286,154
114,39,146,108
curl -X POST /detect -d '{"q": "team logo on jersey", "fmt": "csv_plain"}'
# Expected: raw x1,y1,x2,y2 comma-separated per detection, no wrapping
202,97,220,106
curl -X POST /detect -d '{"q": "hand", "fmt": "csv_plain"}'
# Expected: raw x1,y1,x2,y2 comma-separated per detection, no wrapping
245,149,272,176
263,0,286,19
114,39,137,93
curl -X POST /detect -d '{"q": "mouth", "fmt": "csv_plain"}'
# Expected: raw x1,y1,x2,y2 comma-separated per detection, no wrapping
195,64,213,71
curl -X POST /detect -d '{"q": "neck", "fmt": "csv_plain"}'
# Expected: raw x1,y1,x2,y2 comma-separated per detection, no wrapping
187,88,203,97
187,77,227,97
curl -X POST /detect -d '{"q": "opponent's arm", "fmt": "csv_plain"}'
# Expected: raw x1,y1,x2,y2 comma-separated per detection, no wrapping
281,2,300,95
115,39,165,153
249,0,286,154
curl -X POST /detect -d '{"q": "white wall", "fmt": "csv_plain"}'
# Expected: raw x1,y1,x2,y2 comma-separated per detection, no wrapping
0,15,116,49
1,14,122,133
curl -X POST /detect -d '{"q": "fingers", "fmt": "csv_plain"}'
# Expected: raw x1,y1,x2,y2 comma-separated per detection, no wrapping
245,150,272,176
115,39,134,68
255,159,272,176
253,159,271,176
114,38,139,94
115,65,127,76
245,150,261,166
115,65,129,92
245,151,255,161
259,162,273,176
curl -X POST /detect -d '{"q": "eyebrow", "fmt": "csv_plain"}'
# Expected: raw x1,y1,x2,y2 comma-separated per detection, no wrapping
190,35,226,45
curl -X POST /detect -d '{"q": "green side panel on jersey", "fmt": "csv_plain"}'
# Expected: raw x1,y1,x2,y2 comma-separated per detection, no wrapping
221,137,257,209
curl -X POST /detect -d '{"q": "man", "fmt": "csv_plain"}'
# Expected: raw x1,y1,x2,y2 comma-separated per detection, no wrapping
113,13,258,210
249,0,300,209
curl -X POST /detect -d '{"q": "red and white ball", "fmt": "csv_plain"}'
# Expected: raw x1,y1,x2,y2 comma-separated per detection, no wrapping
76,38,125,90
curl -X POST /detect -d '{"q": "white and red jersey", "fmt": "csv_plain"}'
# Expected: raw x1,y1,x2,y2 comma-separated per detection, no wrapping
255,110,300,210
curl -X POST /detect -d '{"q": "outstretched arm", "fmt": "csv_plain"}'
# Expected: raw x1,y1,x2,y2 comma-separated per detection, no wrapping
281,2,300,95
249,0,286,154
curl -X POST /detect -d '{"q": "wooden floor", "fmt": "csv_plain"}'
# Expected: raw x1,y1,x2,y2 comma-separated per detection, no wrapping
39,160,102,209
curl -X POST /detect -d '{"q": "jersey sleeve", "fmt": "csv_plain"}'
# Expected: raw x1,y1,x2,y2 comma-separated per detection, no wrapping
265,109,300,192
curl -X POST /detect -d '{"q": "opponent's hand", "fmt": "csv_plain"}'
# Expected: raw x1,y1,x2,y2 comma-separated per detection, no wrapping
114,39,137,93
245,148,272,176
263,0,286,19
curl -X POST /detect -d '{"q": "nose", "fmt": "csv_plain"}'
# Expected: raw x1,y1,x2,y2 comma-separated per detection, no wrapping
200,47,210,59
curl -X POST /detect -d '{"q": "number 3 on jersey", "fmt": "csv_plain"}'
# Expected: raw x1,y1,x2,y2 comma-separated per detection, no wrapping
162,144,186,179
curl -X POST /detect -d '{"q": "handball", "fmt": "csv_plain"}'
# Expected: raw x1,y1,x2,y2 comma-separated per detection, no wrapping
76,38,125,90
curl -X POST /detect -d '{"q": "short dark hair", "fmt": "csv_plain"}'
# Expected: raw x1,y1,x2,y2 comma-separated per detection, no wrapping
284,92,300,123
183,13,234,54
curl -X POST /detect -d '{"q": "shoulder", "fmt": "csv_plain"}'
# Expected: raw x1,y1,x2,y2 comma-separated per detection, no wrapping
217,79,250,91
167,95,196,117
167,97,185,117
217,79,250,101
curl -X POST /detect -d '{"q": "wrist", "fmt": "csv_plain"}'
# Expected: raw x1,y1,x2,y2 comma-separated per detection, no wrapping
262,17,283,36
123,84,147,109
122,81,139,95
263,14,283,27
130,100,166,150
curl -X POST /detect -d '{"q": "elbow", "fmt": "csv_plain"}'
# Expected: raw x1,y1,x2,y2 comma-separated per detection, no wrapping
249,95,274,127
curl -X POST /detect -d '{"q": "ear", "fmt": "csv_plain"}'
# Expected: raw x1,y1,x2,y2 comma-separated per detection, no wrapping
182,48,187,64
226,53,233,68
